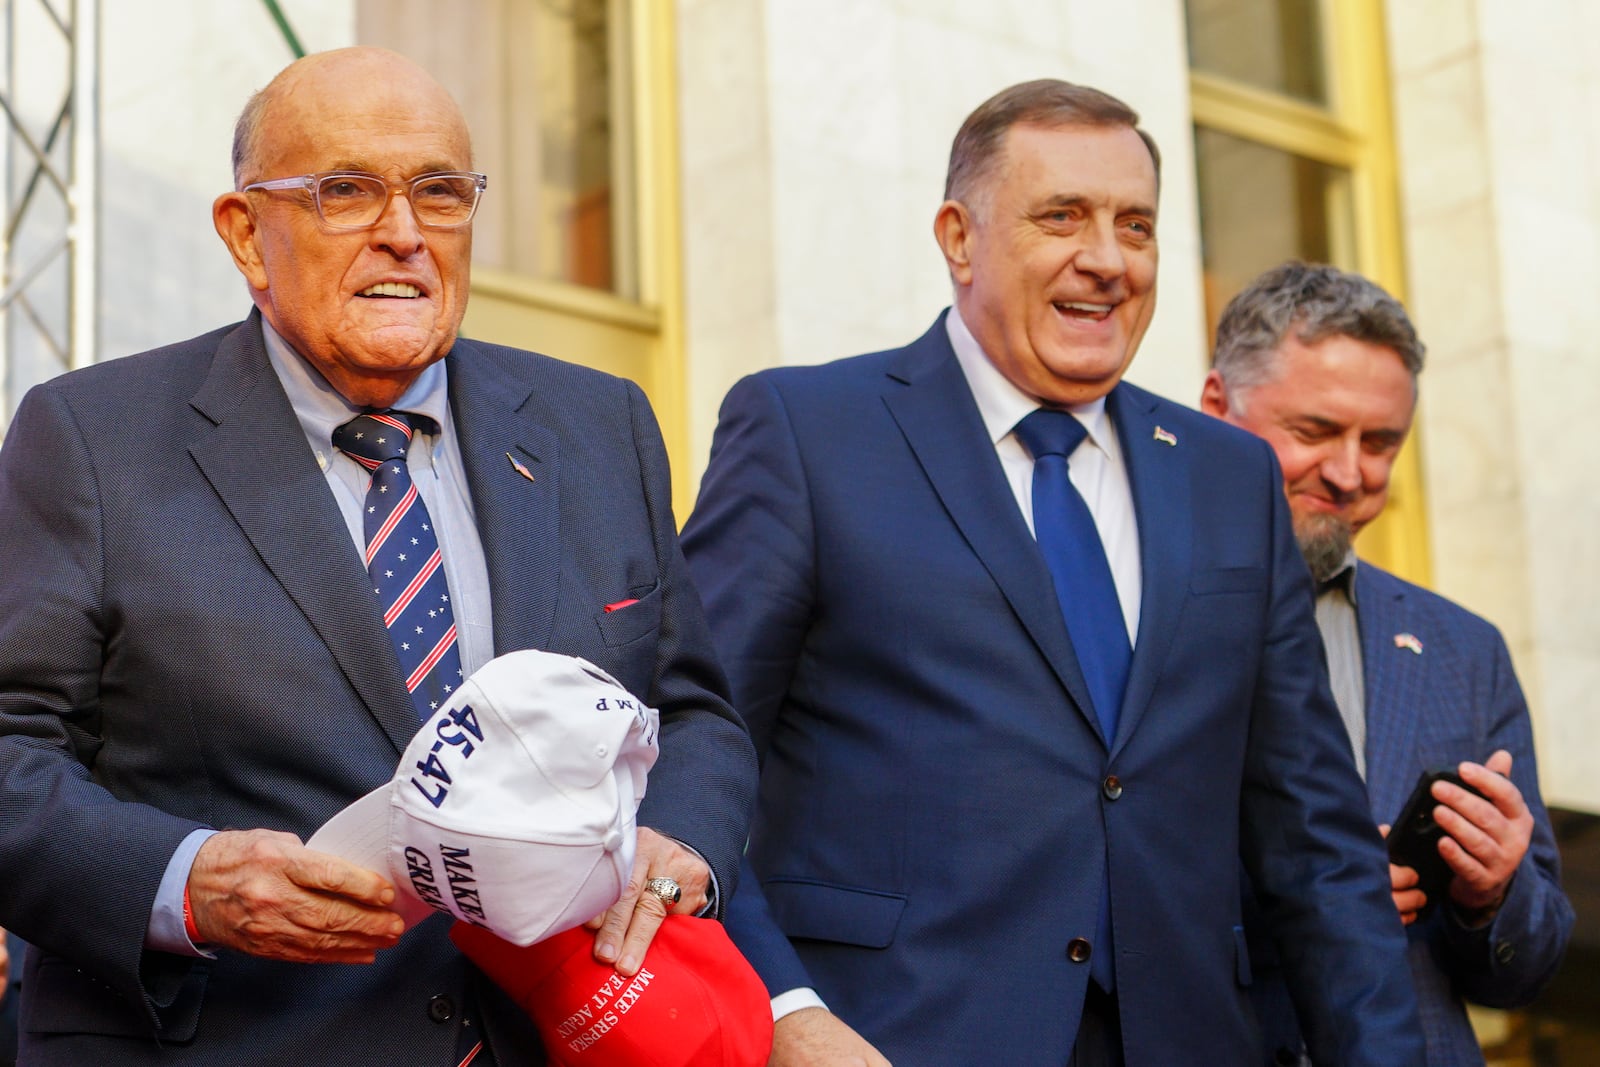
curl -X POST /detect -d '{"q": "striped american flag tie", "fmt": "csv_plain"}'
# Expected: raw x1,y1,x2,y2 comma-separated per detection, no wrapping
333,411,464,720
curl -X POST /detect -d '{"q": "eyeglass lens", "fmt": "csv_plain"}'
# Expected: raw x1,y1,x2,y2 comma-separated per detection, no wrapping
317,174,480,227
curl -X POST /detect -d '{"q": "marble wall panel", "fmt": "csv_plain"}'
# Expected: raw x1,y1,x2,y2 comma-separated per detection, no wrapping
1391,53,1493,221
1399,196,1504,356
677,0,773,173
769,148,920,365
1385,0,1480,78
1389,0,1600,809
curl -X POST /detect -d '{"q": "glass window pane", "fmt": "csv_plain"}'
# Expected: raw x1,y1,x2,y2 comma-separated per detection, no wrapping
357,0,633,297
1193,126,1354,343
1186,0,1328,106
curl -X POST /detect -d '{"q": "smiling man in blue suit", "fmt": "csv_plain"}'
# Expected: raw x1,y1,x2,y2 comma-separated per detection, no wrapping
681,80,1423,1066
1202,261,1573,1066
0,47,754,1065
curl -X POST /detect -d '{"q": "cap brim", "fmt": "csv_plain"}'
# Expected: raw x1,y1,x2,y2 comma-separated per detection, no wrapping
307,786,437,929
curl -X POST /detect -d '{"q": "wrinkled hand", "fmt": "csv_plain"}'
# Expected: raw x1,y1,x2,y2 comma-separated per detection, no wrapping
585,827,710,976
1377,824,1428,925
1436,750,1532,917
188,829,404,963
769,1007,892,1067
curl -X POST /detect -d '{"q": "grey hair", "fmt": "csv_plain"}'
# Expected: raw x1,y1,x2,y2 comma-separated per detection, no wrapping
1211,261,1425,397
944,78,1161,218
231,86,272,189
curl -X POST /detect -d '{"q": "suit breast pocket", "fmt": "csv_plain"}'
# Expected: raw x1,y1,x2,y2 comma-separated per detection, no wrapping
1190,566,1267,597
594,580,662,648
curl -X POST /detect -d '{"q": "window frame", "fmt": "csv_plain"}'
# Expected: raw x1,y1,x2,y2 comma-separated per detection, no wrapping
1189,0,1428,583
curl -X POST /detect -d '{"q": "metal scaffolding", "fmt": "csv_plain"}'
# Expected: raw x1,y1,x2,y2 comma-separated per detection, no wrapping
0,0,96,438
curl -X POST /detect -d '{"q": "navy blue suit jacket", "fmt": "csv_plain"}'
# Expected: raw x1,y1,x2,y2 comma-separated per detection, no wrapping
1253,563,1573,1065
0,313,756,1064
681,315,1424,1066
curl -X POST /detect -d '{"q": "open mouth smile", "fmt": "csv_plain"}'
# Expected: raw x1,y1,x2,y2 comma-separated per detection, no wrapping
358,282,422,299
1053,300,1114,322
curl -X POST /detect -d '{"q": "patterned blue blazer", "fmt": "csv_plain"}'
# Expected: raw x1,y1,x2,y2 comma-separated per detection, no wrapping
1252,561,1574,1065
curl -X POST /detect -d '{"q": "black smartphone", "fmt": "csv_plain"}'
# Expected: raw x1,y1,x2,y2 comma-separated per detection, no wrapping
1386,768,1488,912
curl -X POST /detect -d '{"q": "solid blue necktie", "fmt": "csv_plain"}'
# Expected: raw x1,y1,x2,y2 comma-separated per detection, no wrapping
1015,408,1132,992
1015,409,1131,740
334,411,465,721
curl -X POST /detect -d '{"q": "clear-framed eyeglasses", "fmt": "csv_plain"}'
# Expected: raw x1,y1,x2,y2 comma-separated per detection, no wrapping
241,171,488,230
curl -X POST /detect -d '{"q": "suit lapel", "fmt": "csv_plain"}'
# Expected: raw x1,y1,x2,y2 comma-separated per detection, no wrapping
448,338,562,655
187,313,420,754
1355,565,1424,822
1105,385,1192,756
881,321,1104,740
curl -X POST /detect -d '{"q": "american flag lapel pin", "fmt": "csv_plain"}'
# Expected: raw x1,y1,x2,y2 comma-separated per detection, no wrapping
1153,426,1177,446
506,451,536,484
1393,632,1423,655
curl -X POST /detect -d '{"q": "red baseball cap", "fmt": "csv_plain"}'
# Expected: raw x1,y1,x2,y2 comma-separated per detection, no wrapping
451,915,773,1067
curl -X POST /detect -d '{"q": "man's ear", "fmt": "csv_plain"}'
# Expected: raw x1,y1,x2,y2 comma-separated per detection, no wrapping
1198,369,1234,420
213,192,270,292
932,199,976,286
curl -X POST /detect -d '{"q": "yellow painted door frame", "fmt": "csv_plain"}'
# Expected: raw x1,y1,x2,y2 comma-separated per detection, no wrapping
460,0,693,520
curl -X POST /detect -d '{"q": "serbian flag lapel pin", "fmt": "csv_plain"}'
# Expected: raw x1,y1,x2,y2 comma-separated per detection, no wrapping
1153,426,1177,446
1393,632,1423,655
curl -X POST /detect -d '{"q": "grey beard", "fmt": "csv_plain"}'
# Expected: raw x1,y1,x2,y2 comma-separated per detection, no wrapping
1296,512,1354,583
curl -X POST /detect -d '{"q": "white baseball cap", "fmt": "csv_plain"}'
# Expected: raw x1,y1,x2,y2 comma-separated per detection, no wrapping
308,649,659,946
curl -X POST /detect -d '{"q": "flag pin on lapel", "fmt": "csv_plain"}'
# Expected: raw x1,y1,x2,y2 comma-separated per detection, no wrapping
1394,632,1423,655
1153,426,1177,446
506,451,536,483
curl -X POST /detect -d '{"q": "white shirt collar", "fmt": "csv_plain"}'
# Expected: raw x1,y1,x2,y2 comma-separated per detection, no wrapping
259,316,453,469
944,303,1116,455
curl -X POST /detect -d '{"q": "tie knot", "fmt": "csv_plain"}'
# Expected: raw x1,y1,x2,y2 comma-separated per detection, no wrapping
334,411,422,467
1014,408,1089,461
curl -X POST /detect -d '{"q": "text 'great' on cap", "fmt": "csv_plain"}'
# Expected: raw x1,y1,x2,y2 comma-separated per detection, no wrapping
308,648,659,946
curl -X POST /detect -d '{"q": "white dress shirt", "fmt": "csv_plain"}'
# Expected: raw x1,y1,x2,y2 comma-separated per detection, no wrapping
945,303,1142,644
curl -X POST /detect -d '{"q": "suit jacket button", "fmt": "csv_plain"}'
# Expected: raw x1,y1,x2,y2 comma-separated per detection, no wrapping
1067,937,1093,963
1494,940,1516,965
428,994,456,1023
1102,775,1123,800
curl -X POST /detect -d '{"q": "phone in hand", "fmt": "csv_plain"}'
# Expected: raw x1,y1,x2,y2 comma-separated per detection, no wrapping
1385,768,1488,913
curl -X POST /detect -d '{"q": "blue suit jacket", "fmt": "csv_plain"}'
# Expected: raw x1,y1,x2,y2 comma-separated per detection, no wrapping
0,313,756,1064
680,316,1424,1066
1253,563,1573,1065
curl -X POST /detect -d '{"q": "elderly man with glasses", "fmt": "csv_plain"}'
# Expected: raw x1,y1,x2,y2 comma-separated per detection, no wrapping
0,46,755,1067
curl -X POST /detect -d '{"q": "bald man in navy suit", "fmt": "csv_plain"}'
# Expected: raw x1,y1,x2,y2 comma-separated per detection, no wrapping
0,47,753,1065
